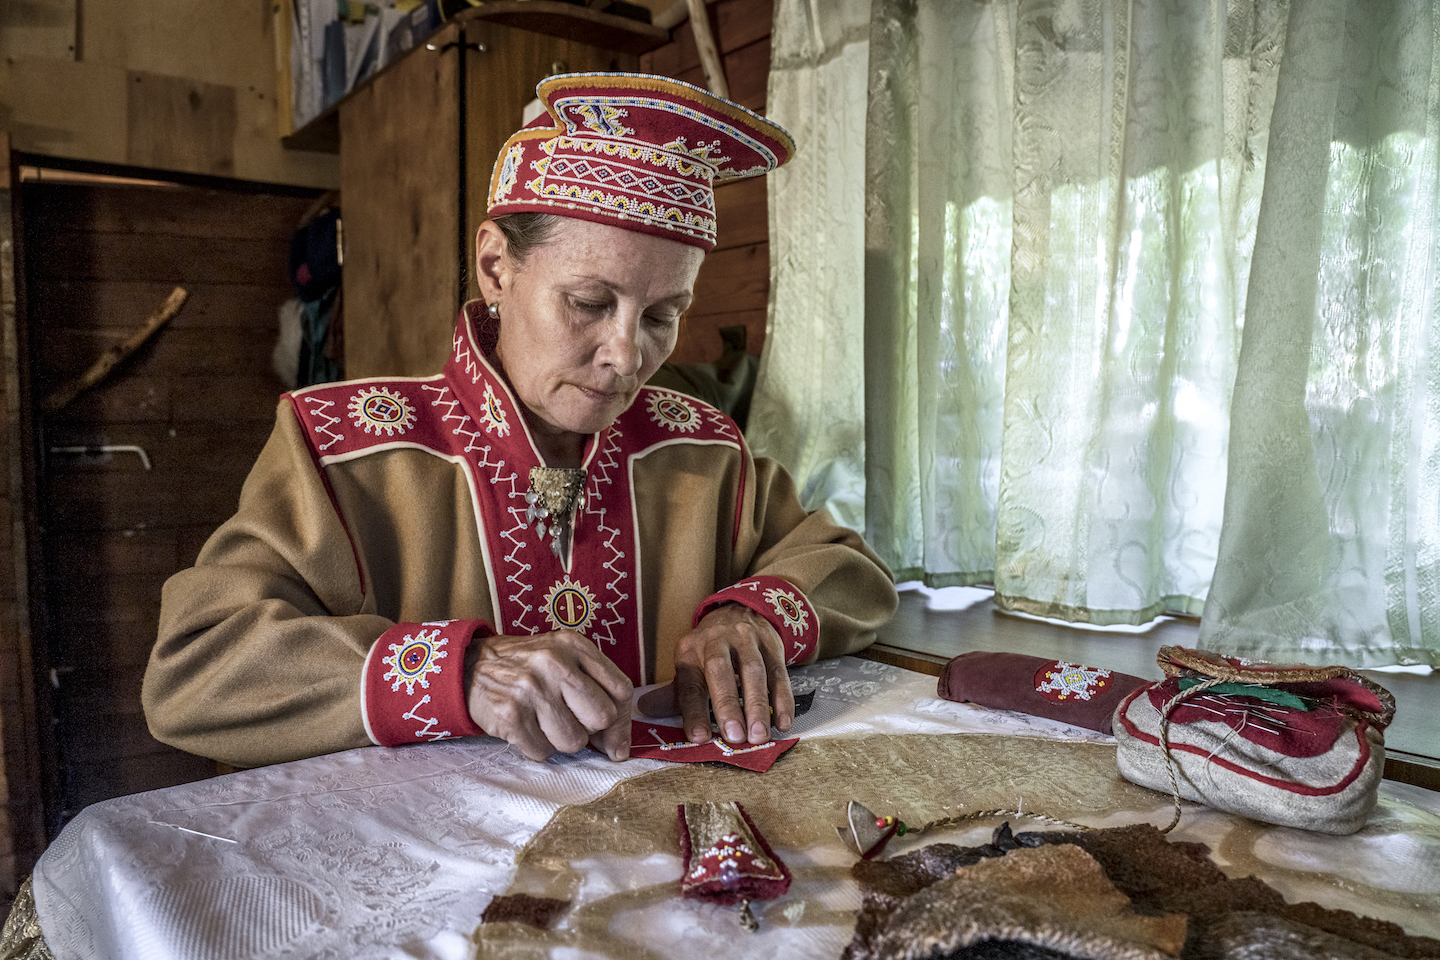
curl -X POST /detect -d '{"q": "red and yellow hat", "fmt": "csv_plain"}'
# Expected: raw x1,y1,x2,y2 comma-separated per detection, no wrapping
486,73,795,252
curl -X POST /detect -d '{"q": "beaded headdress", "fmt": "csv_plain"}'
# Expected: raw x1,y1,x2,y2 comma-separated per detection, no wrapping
486,72,795,252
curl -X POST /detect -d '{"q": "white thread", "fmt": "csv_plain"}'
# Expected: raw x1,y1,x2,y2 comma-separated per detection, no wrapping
304,396,345,450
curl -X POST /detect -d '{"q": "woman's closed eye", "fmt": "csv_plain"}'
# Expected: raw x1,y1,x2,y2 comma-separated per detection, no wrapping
569,296,610,315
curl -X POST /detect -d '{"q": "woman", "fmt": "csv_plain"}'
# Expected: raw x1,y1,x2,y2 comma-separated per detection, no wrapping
144,74,897,768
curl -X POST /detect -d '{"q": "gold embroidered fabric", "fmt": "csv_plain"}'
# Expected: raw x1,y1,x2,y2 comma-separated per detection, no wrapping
477,732,1440,958
0,880,56,960
483,733,1165,956
518,734,1151,868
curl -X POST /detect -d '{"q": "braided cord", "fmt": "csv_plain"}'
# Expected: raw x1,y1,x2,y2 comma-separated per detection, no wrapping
1156,674,1228,833
908,808,1093,836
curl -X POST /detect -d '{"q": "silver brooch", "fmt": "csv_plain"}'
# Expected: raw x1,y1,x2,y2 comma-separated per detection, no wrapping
525,466,587,565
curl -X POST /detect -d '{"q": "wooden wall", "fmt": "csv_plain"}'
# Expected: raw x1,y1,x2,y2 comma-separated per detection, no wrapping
0,0,338,189
340,25,464,380
0,173,40,913
641,0,774,364
13,178,317,859
0,1,337,903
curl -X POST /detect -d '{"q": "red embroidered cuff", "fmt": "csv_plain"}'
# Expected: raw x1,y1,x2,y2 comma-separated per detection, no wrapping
694,576,819,666
361,619,492,746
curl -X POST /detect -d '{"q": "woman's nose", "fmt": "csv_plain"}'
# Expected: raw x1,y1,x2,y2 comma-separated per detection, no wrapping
599,318,644,377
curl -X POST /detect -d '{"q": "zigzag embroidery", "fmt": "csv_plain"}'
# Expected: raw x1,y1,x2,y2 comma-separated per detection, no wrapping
476,442,536,634
403,694,451,742
700,402,740,441
548,145,715,196
426,381,535,632
422,383,486,453
452,329,485,386
589,424,621,497
586,426,628,647
303,396,345,451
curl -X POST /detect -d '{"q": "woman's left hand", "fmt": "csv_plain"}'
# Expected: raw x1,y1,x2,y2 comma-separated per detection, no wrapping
638,604,795,746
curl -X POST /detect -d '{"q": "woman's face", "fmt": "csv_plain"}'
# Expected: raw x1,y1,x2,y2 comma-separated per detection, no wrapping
476,218,704,456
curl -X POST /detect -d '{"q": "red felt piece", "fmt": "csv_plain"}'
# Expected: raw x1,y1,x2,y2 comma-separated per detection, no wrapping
629,720,797,772
1146,678,1344,759
937,651,1150,735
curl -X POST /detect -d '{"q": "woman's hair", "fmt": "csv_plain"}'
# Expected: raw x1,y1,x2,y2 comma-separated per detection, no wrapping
492,212,564,265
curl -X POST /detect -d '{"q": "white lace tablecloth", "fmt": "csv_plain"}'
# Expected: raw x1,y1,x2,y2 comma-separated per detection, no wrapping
31,657,1440,960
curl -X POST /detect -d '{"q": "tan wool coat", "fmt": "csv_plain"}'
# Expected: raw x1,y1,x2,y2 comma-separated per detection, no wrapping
145,308,897,768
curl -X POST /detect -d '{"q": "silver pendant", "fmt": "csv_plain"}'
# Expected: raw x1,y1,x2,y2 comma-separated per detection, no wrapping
526,466,586,566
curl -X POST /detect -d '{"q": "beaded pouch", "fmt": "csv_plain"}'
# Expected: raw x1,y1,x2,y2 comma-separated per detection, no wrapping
1113,646,1396,835
678,801,791,914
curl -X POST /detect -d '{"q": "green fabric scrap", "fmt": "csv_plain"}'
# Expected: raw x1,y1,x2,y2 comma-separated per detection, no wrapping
1178,678,1311,710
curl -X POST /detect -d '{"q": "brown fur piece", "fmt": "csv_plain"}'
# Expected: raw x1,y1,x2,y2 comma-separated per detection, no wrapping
1021,826,1231,909
851,843,988,901
848,844,992,960
480,893,570,929
847,837,1186,960
1205,913,1407,960
1023,827,1440,958
848,824,1440,960
872,845,1188,959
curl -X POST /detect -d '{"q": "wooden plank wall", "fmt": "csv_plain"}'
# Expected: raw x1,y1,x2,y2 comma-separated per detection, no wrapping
460,20,639,311
340,23,464,381
641,0,774,364
0,0,338,189
0,177,42,913
22,180,318,826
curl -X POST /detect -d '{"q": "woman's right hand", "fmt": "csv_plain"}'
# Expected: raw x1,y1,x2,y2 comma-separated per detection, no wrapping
464,631,633,762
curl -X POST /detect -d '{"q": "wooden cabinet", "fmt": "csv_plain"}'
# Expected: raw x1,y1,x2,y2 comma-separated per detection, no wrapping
326,5,667,378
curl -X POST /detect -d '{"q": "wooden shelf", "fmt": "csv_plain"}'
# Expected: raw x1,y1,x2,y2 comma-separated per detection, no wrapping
282,2,670,154
455,1,669,53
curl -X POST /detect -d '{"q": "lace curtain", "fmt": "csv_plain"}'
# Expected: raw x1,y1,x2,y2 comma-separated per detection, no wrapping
750,0,1440,667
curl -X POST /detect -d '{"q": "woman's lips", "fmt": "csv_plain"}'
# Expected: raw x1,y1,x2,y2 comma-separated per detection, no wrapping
575,383,628,404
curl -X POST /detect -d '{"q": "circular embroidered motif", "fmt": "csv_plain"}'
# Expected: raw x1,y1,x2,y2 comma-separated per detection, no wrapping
479,383,511,436
1034,660,1113,702
495,143,525,201
763,587,809,637
544,577,598,635
648,393,701,433
382,629,448,695
349,386,417,436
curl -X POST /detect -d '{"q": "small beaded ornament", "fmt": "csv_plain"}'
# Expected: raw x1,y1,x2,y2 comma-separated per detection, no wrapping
678,801,791,931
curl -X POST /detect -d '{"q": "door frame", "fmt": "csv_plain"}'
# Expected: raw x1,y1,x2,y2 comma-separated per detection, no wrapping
1,150,322,889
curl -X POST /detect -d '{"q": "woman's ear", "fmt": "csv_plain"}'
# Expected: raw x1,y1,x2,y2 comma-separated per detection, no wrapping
474,221,509,304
